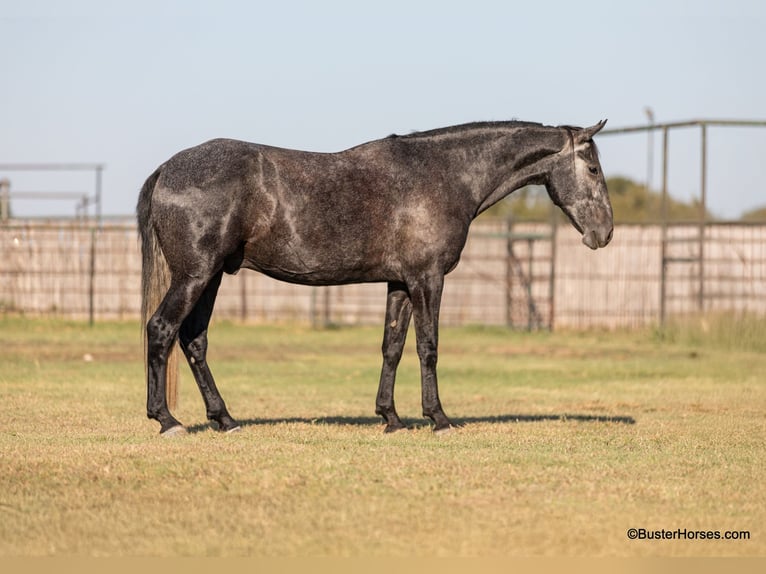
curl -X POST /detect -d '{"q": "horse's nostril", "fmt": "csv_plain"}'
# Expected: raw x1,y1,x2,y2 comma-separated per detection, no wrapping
582,229,599,250
606,227,614,244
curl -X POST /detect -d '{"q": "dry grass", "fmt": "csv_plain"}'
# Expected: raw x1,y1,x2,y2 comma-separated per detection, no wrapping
0,317,764,557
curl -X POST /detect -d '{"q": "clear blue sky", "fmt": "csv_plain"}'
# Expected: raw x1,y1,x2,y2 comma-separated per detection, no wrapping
2,0,765,219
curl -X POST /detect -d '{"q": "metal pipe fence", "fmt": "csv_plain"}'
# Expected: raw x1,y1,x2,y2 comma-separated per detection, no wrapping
598,118,766,325
0,163,104,224
1,219,764,329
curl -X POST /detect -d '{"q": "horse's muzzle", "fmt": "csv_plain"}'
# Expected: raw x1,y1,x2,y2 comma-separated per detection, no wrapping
582,226,613,250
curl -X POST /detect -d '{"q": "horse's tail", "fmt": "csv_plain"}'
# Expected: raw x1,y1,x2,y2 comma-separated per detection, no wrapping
137,167,180,411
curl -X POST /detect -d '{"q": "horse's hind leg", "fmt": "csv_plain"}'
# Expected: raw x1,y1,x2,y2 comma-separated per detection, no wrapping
375,281,412,433
178,270,239,433
146,276,214,434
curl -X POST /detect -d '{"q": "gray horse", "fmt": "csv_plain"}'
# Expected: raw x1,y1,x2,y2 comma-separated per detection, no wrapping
137,120,613,435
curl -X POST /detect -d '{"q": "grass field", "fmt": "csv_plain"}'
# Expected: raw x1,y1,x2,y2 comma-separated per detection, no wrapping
0,316,764,557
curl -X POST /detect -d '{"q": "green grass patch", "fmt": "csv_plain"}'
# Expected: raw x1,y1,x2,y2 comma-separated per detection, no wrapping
655,312,766,353
0,317,763,557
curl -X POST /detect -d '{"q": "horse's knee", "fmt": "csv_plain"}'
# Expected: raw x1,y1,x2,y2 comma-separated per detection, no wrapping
416,341,438,368
381,343,404,368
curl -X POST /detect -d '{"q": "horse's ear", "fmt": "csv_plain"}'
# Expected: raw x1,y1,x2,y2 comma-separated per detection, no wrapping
576,119,607,143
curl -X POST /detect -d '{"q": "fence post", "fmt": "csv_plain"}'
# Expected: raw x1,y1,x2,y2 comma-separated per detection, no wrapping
505,218,513,327
310,287,332,328
88,227,97,326
548,210,558,331
310,287,317,327
659,126,669,327
323,287,331,327
698,123,707,312
240,274,248,321
526,238,534,330
0,179,9,222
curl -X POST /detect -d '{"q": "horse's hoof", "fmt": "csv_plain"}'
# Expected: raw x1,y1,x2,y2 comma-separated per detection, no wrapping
161,424,187,437
212,419,241,433
433,424,459,436
383,423,408,434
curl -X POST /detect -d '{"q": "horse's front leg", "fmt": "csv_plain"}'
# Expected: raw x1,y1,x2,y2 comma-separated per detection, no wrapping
375,282,412,433
409,274,455,433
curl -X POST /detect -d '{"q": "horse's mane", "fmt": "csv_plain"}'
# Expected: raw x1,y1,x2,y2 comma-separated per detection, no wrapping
389,120,548,140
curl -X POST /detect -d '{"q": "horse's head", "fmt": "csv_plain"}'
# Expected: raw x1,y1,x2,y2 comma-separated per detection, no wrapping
546,120,613,250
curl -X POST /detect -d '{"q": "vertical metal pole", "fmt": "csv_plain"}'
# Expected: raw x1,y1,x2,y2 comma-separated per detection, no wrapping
0,178,9,222
548,207,558,331
526,238,534,331
323,287,331,327
310,288,318,328
240,274,247,322
699,123,707,313
89,227,97,326
659,126,669,327
95,165,103,229
505,218,513,327
645,107,654,192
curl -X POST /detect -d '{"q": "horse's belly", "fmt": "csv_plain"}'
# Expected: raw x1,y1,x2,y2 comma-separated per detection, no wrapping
241,242,386,286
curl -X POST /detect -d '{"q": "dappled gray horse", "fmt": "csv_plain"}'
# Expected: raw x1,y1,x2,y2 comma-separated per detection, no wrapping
138,120,613,435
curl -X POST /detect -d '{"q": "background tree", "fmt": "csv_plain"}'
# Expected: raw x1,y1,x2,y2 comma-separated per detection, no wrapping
740,206,766,222
481,176,714,223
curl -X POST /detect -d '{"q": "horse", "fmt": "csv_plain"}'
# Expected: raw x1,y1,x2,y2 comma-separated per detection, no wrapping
137,120,613,436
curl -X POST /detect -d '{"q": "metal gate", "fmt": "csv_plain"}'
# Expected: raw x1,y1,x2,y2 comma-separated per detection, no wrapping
504,218,557,330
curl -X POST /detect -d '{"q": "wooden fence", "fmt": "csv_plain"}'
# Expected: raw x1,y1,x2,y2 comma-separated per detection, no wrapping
1,219,764,328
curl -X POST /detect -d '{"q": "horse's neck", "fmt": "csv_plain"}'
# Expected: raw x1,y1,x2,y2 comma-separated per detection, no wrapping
384,124,566,217
472,128,566,217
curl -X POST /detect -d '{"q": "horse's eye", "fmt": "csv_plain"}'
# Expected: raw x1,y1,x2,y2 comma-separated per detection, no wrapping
588,166,598,175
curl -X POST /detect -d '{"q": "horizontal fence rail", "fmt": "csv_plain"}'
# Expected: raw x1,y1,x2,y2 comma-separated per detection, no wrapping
1,220,764,328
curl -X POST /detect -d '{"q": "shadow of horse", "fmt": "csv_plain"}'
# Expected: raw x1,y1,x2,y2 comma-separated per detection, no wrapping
187,413,636,433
